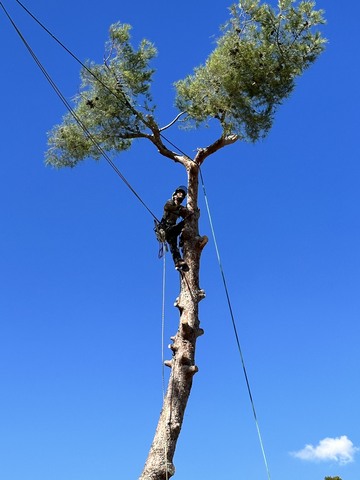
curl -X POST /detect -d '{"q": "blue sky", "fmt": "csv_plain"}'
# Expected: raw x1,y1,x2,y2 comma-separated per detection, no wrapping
1,1,359,479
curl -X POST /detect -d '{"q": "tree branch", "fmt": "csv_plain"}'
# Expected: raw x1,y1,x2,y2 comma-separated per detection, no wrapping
146,115,190,166
194,134,239,165
159,112,186,132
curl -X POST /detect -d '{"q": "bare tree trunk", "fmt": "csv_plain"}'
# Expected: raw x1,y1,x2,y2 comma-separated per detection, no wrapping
139,161,207,480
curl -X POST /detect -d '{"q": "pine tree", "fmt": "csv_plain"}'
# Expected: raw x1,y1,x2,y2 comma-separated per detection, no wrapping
46,2,326,478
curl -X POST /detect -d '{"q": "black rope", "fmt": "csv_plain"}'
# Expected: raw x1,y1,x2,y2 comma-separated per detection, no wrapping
0,1,159,223
199,169,271,480
13,0,142,120
12,0,189,158
2,3,271,477
156,143,272,480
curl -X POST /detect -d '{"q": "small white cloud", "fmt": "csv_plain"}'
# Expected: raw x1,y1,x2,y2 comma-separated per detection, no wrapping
291,435,359,465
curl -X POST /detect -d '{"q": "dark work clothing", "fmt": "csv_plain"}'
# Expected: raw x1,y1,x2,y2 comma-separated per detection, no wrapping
165,220,185,262
162,199,187,227
161,198,188,264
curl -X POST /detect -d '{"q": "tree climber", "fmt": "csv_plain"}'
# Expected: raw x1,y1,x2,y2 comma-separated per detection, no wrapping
159,185,190,271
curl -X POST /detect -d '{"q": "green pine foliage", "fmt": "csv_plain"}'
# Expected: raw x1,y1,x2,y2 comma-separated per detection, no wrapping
46,23,157,168
46,1,326,168
175,0,326,140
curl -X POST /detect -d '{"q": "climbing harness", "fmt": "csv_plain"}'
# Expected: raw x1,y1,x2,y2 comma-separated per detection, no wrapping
154,220,167,244
153,220,168,258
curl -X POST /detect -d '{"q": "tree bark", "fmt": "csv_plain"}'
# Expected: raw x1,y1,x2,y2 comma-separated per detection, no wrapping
139,160,207,480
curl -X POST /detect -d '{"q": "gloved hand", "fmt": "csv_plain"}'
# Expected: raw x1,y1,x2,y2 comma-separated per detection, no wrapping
179,206,190,218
